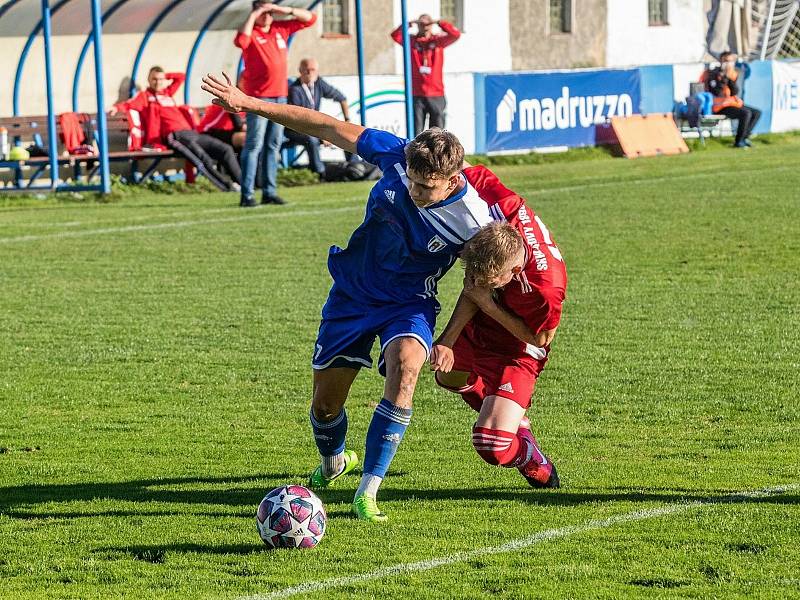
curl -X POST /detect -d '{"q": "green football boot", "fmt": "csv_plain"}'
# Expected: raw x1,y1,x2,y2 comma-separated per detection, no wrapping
308,450,359,491
352,493,388,522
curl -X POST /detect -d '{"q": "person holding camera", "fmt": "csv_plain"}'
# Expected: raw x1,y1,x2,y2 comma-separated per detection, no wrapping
701,51,761,148
235,1,316,206
391,13,461,137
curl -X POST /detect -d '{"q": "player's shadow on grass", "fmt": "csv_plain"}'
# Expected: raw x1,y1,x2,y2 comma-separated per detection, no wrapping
0,473,308,519
1,473,796,522
357,485,800,508
95,543,266,561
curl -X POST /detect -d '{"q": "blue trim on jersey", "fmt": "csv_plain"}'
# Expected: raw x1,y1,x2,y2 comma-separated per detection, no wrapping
421,205,469,244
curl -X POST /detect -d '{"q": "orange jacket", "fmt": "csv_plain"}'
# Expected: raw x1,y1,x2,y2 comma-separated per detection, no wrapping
700,67,744,113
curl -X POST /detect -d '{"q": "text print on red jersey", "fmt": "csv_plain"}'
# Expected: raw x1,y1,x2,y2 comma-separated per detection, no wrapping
517,205,563,270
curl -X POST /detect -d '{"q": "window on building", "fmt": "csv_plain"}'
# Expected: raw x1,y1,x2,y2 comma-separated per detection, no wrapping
323,0,348,35
549,0,572,34
648,0,669,26
440,0,464,31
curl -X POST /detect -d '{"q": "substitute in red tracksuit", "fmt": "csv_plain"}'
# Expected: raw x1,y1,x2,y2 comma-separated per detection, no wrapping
431,165,567,489
198,103,246,150
111,67,240,189
391,14,460,136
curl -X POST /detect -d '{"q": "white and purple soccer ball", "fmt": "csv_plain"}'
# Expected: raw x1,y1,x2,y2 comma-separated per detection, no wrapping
256,485,327,549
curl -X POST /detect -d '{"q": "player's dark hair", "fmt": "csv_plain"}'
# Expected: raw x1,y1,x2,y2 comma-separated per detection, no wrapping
461,222,524,288
252,0,266,9
404,128,464,179
148,66,165,76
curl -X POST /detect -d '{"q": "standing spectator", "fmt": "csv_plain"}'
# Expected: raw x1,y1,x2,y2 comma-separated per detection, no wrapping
235,1,316,207
110,67,240,189
701,52,761,148
286,58,351,178
391,13,460,137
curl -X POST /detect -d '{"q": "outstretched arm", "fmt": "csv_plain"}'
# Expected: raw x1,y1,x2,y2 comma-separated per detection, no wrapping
202,72,364,153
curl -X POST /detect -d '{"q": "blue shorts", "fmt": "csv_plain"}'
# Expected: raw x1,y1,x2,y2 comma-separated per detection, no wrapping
312,285,438,376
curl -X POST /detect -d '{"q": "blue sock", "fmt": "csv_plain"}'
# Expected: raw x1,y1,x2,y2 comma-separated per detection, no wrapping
310,408,347,457
362,399,412,478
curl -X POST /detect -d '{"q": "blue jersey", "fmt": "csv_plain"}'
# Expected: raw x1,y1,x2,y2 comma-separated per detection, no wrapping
327,129,493,305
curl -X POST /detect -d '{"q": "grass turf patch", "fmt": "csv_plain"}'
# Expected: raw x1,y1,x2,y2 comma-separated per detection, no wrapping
0,141,798,599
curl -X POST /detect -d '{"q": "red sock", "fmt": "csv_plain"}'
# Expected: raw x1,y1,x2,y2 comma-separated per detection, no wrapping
434,372,485,412
471,426,530,467
461,374,486,413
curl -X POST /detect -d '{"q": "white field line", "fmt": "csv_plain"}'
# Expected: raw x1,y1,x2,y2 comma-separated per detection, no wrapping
239,484,798,600
1,162,790,236
0,205,362,244
524,163,796,196
0,194,364,230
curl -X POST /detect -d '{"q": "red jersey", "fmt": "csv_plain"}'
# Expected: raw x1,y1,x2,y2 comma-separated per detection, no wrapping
197,103,244,133
390,20,460,97
114,72,195,146
464,166,567,358
235,15,317,98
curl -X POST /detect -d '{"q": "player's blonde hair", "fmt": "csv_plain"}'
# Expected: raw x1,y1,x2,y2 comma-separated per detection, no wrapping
404,128,464,179
461,222,524,287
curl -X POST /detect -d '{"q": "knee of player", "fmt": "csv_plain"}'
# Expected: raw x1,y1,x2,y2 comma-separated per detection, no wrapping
386,352,422,379
311,397,344,421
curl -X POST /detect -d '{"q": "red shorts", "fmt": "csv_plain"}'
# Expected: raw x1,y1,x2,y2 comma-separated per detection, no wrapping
451,323,549,410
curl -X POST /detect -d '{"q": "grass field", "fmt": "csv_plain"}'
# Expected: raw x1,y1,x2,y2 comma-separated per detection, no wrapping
1,139,799,599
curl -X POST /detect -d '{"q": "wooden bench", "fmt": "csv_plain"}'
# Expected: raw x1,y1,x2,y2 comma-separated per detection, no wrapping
0,112,206,190
0,114,98,189
99,112,191,184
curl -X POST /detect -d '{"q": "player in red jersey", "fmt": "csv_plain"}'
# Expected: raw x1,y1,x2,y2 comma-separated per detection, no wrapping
431,166,566,488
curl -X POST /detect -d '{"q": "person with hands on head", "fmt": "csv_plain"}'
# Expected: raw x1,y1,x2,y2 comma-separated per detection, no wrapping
235,1,316,207
390,13,460,136
202,71,542,522
430,173,567,489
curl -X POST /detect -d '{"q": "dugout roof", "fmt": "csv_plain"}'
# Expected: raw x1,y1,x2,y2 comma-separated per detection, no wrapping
0,0,316,37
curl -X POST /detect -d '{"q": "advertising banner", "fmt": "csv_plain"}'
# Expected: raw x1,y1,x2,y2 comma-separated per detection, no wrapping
771,61,800,132
482,69,642,152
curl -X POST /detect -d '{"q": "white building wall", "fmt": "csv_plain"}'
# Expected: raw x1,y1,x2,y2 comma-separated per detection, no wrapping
606,0,706,67
392,0,511,75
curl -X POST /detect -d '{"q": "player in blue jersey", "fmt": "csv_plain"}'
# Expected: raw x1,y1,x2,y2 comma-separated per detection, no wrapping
203,72,532,521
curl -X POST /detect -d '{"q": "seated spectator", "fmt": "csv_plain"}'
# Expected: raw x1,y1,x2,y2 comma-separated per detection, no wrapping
198,102,247,151
285,58,351,178
700,52,761,148
110,67,241,189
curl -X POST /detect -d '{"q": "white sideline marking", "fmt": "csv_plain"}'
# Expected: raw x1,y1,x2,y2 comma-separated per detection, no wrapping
526,164,795,197
0,194,363,230
0,205,362,244
240,484,798,600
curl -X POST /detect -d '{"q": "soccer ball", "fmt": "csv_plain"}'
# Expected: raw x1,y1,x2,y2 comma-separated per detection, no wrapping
256,485,327,549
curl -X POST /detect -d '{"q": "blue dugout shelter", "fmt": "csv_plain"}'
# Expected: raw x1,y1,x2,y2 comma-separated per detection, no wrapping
0,0,417,194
